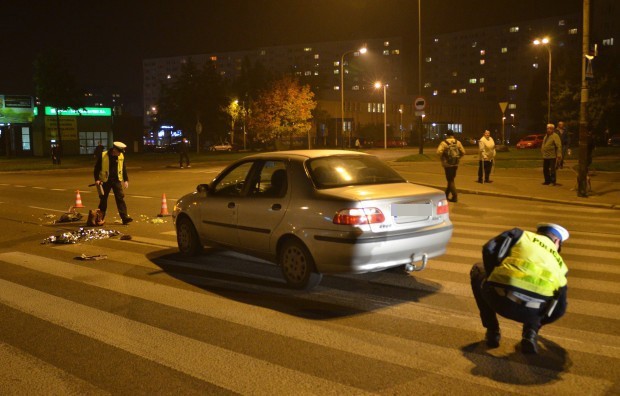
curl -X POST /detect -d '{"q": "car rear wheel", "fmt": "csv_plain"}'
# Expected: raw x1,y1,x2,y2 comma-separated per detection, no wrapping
279,239,322,290
176,216,203,256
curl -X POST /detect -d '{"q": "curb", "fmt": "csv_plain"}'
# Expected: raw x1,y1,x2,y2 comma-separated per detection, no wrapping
418,183,619,210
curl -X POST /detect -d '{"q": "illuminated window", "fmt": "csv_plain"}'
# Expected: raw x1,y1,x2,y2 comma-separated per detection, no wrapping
304,71,311,76
603,38,614,46
384,41,390,46
314,71,319,75
452,71,458,77
559,19,565,26
480,78,485,83
425,57,432,62
334,86,340,90
210,56,217,61
451,89,457,94
334,61,340,66
352,85,359,90
424,82,431,88
569,28,578,35
508,84,518,91
383,50,390,55
480,50,486,55
434,38,439,43
314,54,319,59
509,26,519,32
166,74,172,79
334,69,339,74
304,47,312,52
260,50,266,56
433,90,438,96
509,104,517,109
533,63,539,69
479,87,485,93
472,41,477,47
392,49,400,55
501,47,508,53
295,71,302,76
459,88,467,93
469,78,477,84
480,59,485,65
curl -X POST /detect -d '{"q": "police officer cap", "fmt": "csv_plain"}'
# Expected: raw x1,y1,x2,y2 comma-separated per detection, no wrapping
537,223,569,242
113,141,127,152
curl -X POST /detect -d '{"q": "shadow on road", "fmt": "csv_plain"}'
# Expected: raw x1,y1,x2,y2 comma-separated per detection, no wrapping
147,249,441,320
461,336,571,385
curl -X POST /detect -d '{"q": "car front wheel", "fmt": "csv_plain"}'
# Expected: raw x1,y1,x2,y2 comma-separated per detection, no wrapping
176,216,203,256
279,239,322,290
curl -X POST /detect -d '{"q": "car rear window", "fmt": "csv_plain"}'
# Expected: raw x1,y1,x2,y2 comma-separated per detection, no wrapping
307,155,405,188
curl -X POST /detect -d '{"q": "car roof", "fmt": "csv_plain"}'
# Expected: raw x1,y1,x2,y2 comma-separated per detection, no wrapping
244,149,371,160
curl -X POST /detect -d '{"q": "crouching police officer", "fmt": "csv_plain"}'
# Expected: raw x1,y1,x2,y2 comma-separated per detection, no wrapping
470,223,569,354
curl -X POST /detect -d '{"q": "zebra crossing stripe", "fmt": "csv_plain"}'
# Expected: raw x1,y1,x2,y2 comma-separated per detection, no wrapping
0,252,614,393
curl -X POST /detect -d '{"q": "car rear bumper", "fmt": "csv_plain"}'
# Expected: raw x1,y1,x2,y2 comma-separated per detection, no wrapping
309,222,453,274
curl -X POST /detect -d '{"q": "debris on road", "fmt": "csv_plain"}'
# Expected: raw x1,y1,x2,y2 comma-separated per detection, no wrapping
76,254,108,261
42,228,122,244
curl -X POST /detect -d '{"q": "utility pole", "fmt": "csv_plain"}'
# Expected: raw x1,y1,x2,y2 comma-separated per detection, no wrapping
418,0,424,154
577,0,591,197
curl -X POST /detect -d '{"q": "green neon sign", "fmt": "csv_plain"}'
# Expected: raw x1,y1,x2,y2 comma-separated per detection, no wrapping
44,107,112,117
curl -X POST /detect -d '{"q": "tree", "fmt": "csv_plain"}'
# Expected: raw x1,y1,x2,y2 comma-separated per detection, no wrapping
157,59,228,149
33,49,84,161
249,76,316,149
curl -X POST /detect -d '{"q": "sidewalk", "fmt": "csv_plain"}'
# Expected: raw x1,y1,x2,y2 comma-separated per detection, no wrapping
388,158,620,210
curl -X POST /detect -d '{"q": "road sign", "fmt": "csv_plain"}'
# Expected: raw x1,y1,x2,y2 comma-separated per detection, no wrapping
415,97,426,110
499,102,508,113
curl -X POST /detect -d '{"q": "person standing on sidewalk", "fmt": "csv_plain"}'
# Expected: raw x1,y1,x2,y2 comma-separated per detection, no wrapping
541,123,563,185
470,223,569,354
437,129,466,202
178,138,191,168
477,130,496,183
94,141,133,225
556,121,570,169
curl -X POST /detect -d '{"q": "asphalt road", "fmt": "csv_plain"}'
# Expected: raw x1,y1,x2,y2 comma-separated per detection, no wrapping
0,163,618,394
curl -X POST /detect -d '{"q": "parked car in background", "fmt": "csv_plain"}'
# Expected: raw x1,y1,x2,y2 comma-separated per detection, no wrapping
608,135,620,147
207,142,234,151
173,150,453,289
516,134,545,149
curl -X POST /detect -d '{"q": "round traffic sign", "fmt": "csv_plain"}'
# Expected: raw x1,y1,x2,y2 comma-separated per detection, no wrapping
415,97,426,110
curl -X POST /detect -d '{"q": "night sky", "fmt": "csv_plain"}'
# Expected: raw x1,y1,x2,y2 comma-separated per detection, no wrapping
1,0,580,108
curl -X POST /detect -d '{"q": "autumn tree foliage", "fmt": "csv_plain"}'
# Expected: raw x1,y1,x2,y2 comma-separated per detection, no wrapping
250,76,316,148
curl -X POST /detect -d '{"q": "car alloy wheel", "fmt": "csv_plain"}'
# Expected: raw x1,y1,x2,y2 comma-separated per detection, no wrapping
279,239,322,290
176,216,203,256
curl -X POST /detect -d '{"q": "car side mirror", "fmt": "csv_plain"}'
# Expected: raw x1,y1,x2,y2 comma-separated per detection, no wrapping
196,184,210,194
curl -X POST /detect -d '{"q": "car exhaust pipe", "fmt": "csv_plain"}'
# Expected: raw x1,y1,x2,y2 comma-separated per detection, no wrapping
405,253,428,272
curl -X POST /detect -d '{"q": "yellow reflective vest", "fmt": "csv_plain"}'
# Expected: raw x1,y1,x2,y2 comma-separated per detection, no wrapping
487,230,567,297
99,151,124,182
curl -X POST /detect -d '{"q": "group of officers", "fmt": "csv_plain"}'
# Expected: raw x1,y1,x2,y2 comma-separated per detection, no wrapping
93,141,571,355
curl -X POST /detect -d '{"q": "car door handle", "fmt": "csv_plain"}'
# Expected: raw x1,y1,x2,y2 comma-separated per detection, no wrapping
271,203,281,211
227,202,236,209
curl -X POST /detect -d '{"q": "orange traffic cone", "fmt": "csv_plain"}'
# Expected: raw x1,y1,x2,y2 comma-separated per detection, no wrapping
157,193,170,217
73,190,85,208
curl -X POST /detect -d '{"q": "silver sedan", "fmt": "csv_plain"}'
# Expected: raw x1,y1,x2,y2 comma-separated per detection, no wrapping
173,150,453,289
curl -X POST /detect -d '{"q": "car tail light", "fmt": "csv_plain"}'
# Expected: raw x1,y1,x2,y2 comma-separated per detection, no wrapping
436,199,449,215
333,208,385,225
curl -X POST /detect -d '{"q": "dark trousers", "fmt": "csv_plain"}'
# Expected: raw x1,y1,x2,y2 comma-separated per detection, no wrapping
478,160,493,182
470,263,566,333
179,152,190,167
443,166,458,200
98,180,128,220
543,158,557,184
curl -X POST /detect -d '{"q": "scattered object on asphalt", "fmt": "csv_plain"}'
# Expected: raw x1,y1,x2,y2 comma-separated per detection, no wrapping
56,210,83,223
76,254,108,261
120,234,132,240
42,228,122,244
149,218,166,224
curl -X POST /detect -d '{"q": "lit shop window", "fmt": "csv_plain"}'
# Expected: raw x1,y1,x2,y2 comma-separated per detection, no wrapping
501,47,508,53
469,78,477,84
508,84,518,91
509,26,519,33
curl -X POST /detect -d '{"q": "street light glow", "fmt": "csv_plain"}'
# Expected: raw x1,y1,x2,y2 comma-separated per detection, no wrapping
533,37,552,124
374,81,388,149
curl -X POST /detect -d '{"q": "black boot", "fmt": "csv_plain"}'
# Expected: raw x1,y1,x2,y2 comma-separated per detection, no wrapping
521,328,539,354
485,329,501,348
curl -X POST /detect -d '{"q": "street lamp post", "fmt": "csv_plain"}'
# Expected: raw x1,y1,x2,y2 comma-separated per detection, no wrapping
398,107,403,143
340,47,367,148
374,81,388,149
534,38,552,124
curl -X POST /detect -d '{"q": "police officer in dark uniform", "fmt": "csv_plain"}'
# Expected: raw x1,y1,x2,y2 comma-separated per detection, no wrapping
94,141,133,225
470,223,569,354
